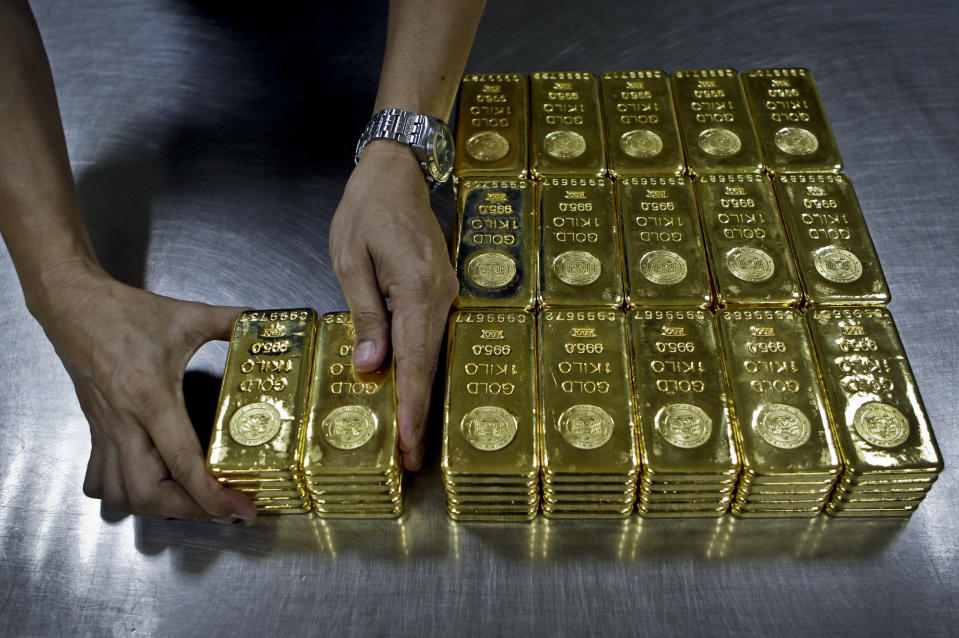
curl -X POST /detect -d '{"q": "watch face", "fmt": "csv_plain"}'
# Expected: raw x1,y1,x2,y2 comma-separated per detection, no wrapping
428,124,454,183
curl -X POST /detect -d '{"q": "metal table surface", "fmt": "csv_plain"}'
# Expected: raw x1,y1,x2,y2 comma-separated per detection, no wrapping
2,1,957,635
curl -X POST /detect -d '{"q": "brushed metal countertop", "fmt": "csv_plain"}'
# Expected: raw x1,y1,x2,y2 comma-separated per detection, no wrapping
2,1,957,635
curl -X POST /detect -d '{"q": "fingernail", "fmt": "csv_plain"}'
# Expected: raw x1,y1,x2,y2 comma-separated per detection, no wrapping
355,341,376,367
213,516,236,524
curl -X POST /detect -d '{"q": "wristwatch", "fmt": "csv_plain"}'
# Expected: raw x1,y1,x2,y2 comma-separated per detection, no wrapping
354,108,454,188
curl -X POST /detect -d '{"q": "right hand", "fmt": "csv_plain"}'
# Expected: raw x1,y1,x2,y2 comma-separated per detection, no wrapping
31,261,256,522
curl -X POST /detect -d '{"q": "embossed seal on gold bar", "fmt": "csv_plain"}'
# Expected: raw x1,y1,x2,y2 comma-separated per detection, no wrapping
640,250,687,285
544,130,587,159
621,129,663,158
814,246,862,283
557,404,614,449
854,402,909,448
756,403,811,449
230,402,282,447
656,403,712,449
461,406,518,451
775,127,818,155
553,250,602,286
466,252,517,288
698,128,741,157
466,131,510,162
726,246,774,282
322,406,377,450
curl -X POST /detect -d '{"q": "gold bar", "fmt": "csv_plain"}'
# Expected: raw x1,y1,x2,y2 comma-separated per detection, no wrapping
453,178,537,310
717,308,842,478
601,70,684,177
774,173,890,306
619,175,712,308
670,69,763,176
530,71,606,178
538,309,639,477
538,176,624,308
696,173,802,307
806,307,943,476
301,313,400,478
443,310,539,478
629,308,739,476
454,73,528,178
743,68,842,174
208,309,317,477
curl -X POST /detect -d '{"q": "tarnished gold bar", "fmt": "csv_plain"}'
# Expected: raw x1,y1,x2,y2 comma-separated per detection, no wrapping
601,71,684,177
453,178,536,309
443,311,539,479
208,309,317,477
538,309,638,478
539,177,623,308
696,173,802,307
806,308,943,477
629,308,739,477
301,312,399,478
530,71,605,177
671,69,763,176
743,69,842,174
619,176,712,308
774,173,889,306
454,74,528,178
717,308,841,479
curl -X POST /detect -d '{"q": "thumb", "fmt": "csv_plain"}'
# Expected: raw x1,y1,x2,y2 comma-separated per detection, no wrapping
335,257,390,373
193,303,250,342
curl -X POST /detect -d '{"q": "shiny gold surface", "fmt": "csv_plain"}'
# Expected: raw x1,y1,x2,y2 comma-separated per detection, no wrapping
742,68,842,174
601,71,685,177
629,308,739,475
208,309,317,479
538,177,624,308
806,308,943,492
443,311,539,478
774,173,890,306
538,309,638,480
454,74,529,178
696,173,802,307
453,178,537,309
530,71,606,177
671,69,763,176
619,176,712,308
717,309,841,481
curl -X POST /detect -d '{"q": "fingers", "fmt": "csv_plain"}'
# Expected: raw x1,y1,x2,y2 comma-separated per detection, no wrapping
83,442,105,500
100,442,130,514
333,253,389,373
146,395,256,521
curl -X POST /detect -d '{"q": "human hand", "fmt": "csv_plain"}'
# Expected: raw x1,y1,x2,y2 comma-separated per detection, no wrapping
329,141,458,471
32,262,256,522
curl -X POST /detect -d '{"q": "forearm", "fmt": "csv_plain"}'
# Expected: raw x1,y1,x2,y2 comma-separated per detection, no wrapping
373,0,486,119
0,0,100,317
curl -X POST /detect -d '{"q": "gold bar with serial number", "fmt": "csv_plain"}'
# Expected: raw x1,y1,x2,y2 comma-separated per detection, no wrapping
718,308,842,481
301,312,399,480
671,69,763,176
443,310,539,481
806,308,943,480
530,71,606,178
454,74,528,178
629,308,739,479
601,70,685,177
453,178,537,310
774,173,889,306
538,309,638,480
696,173,802,307
742,68,842,174
539,176,624,308
619,175,712,308
208,309,317,481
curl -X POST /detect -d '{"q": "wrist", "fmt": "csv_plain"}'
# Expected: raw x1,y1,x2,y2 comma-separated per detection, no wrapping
23,257,109,325
353,140,430,191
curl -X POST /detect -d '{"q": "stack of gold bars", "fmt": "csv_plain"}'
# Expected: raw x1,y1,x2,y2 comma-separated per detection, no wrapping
443,310,540,521
447,67,943,519
208,310,403,517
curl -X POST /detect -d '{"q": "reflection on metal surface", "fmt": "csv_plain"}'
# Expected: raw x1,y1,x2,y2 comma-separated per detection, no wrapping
774,173,890,306
454,74,528,177
742,68,842,174
530,72,606,177
696,174,802,307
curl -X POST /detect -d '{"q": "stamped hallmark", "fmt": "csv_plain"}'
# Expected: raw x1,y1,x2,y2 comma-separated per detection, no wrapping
461,406,518,451
322,405,377,450
698,128,741,157
775,127,819,156
756,403,811,449
640,250,688,285
229,402,282,447
726,246,775,282
467,252,517,288
557,404,614,450
656,403,712,449
814,246,863,283
854,402,909,448
620,129,663,158
553,250,602,286
466,131,510,162
544,130,587,159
